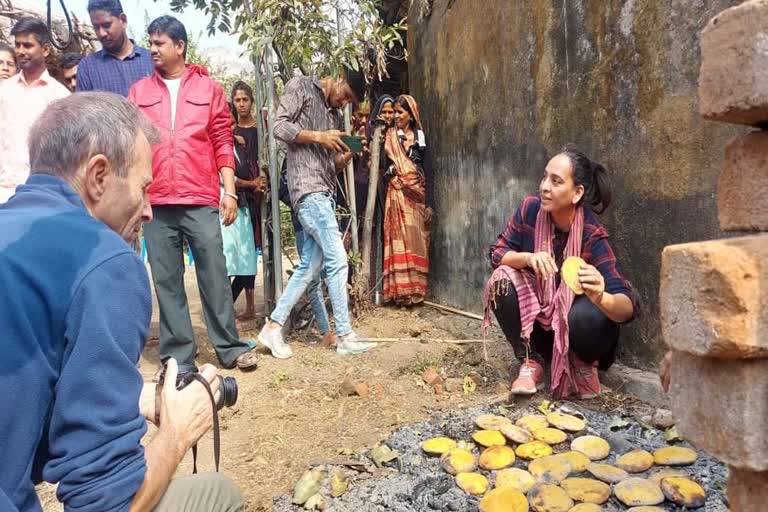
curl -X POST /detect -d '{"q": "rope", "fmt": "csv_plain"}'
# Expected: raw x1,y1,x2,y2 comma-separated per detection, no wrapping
46,0,72,50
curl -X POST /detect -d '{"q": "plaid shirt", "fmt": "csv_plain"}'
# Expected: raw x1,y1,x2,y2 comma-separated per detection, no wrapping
76,42,153,97
489,195,638,317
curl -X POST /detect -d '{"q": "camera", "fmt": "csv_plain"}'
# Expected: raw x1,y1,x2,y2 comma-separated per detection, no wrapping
174,363,238,410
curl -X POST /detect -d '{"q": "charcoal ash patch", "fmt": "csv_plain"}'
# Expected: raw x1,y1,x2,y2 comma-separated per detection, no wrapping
274,403,729,512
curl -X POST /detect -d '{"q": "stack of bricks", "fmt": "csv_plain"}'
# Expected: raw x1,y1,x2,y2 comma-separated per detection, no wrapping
660,1,768,510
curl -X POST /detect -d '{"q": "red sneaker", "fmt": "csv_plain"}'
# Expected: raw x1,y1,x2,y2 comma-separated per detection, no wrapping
510,359,544,395
572,357,601,399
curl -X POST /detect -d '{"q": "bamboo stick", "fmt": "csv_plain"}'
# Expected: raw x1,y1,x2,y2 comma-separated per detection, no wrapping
367,337,495,345
423,300,484,321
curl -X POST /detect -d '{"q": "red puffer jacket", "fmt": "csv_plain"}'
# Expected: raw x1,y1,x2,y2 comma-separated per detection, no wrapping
128,65,235,207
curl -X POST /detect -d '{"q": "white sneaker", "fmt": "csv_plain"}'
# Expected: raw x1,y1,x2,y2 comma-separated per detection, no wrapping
258,323,293,359
336,332,377,355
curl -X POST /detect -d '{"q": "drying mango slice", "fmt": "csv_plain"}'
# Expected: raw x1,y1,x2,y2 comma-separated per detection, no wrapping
647,469,687,485
534,427,569,445
560,478,611,505
502,423,534,444
547,412,586,433
496,468,536,494
660,476,706,508
624,507,666,512
561,256,586,295
568,504,602,512
528,484,574,512
613,478,664,507
616,450,654,473
556,451,591,472
456,472,489,495
479,486,530,512
422,436,456,455
479,445,516,470
476,414,513,431
652,446,698,466
517,415,549,432
529,455,573,484
560,256,586,295
586,463,629,484
516,440,554,460
570,436,610,461
441,448,477,475
473,429,507,447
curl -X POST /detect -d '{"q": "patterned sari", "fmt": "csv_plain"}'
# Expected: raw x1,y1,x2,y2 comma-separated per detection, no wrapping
382,95,430,303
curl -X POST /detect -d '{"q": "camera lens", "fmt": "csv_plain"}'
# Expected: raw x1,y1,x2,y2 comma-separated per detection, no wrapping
216,375,238,410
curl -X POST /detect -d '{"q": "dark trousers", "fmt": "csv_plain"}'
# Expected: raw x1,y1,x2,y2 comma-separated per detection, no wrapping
491,284,619,370
144,206,249,368
231,275,255,302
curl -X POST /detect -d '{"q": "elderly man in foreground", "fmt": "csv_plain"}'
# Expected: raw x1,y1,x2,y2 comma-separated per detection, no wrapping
0,92,243,511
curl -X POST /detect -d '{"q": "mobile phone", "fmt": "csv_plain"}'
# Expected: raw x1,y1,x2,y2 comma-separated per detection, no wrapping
340,135,364,154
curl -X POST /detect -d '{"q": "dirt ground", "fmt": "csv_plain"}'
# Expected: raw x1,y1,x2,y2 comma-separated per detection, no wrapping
38,264,517,511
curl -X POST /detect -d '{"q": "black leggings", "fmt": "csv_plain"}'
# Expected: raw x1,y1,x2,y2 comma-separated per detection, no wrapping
491,283,619,370
231,275,255,302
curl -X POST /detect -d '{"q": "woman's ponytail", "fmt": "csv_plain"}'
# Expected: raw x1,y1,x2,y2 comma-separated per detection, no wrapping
560,144,612,214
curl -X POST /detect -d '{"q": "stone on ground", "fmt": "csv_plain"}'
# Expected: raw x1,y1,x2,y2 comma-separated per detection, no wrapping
528,484,574,512
570,436,610,461
660,476,707,508
613,478,665,507
727,467,768,512
587,463,629,483
456,472,489,495
479,486,529,512
718,133,768,231
560,477,611,504
669,351,768,471
660,235,768,359
496,468,536,494
616,449,655,473
699,0,768,125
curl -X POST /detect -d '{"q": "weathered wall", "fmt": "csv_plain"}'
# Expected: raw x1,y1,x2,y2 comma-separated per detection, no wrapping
409,0,745,369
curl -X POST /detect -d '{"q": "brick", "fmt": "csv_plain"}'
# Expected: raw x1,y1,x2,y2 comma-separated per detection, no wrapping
699,0,768,125
669,352,768,471
718,132,768,231
660,235,768,359
727,467,768,512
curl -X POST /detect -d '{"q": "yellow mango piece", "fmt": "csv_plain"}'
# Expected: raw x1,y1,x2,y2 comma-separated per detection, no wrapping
556,451,591,472
616,449,654,473
528,484,574,512
441,448,477,475
652,446,698,466
625,507,666,512
561,256,586,295
647,469,687,486
547,412,586,433
456,472,489,495
529,455,573,484
568,504,602,512
560,256,586,295
421,436,456,455
517,415,549,432
479,486,530,512
496,468,536,494
570,436,610,461
560,478,611,505
479,445,516,470
586,463,629,484
516,440,554,460
613,478,664,507
476,414,513,431
473,430,507,447
534,427,568,445
660,476,706,508
502,423,534,444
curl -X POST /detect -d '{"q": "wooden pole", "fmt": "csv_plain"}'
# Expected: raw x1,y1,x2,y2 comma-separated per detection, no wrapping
423,300,484,321
356,124,384,296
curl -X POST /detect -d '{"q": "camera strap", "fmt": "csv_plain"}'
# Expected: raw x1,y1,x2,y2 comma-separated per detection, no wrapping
190,373,221,473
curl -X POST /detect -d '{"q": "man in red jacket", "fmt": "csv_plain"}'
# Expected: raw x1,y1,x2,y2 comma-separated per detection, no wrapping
129,16,259,372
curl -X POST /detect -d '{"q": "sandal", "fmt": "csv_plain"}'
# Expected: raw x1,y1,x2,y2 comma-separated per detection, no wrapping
235,349,261,370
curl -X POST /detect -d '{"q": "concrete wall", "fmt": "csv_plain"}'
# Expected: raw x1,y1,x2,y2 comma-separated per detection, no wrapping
409,0,744,369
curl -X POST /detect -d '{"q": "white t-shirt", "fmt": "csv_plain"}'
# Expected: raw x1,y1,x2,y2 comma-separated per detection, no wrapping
162,78,181,129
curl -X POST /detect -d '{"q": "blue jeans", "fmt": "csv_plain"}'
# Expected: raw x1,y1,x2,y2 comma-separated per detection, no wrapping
271,192,352,337
294,229,331,334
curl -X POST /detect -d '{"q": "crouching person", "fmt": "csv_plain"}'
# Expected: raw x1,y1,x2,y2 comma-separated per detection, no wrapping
0,92,243,511
483,146,638,400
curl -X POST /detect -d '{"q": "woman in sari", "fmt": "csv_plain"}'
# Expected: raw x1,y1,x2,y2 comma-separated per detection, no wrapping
483,146,638,400
382,95,431,305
